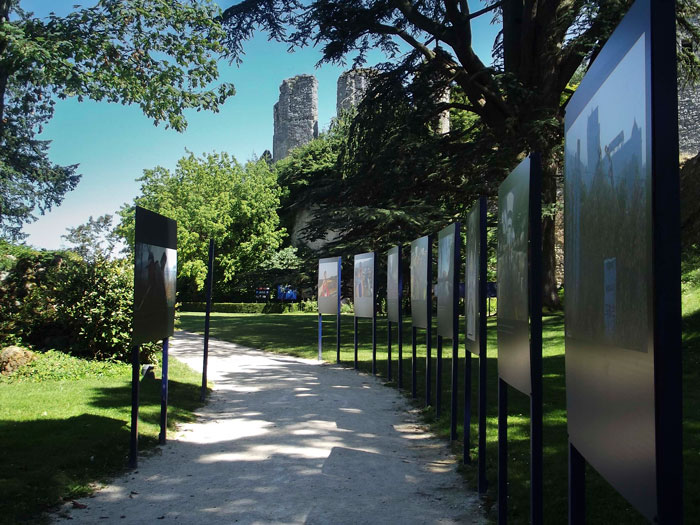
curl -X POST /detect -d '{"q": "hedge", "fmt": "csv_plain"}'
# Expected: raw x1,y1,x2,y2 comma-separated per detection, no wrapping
180,302,315,314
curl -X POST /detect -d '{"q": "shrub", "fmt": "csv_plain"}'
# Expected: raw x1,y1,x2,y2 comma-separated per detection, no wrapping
0,244,158,362
180,302,309,314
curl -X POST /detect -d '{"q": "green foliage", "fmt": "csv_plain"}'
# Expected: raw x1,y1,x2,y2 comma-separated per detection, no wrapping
0,0,235,239
0,243,158,361
180,301,317,314
0,350,128,384
117,152,286,301
61,214,119,262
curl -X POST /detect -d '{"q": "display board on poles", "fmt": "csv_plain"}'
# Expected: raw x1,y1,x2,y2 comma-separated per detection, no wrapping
387,246,401,323
437,223,459,339
354,252,375,319
497,158,534,396
496,155,543,524
133,207,177,345
318,257,341,315
410,236,431,329
564,0,681,520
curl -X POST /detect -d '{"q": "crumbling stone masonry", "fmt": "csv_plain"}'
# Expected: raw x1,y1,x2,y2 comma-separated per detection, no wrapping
273,75,319,162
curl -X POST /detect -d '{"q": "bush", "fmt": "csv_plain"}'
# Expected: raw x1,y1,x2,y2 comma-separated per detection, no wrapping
0,244,158,362
180,301,319,314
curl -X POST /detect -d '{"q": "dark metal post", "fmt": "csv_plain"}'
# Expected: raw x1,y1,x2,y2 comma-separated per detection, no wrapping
372,314,377,375
387,320,392,381
478,196,488,494
529,153,544,525
569,442,586,525
129,345,140,469
650,1,683,521
463,353,472,464
426,326,432,407
398,308,403,389
412,326,417,398
498,378,508,525
201,239,214,401
336,311,341,364
337,256,342,364
450,336,458,441
159,338,169,445
436,335,443,417
354,316,359,370
318,313,323,361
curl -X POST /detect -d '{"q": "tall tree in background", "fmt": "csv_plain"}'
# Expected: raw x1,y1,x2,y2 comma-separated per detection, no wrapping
0,0,235,240
220,0,700,308
117,152,286,300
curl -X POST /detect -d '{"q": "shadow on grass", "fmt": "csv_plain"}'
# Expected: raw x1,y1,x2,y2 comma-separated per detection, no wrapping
0,414,129,524
89,378,203,428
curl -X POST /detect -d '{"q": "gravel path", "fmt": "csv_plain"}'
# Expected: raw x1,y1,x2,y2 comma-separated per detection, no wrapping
54,331,485,524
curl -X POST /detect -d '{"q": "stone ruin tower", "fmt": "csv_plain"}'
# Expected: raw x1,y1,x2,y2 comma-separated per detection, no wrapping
273,75,319,162
336,70,372,115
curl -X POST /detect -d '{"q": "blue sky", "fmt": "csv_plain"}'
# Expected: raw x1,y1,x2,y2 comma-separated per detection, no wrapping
19,1,499,249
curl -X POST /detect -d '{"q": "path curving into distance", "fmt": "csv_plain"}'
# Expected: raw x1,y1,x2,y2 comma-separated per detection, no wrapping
53,331,485,524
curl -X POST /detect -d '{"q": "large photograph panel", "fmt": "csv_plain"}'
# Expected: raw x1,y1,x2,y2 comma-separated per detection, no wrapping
318,257,340,315
465,203,481,355
410,236,430,329
387,246,401,323
497,158,531,395
354,252,375,318
437,224,457,339
564,3,656,517
133,207,177,345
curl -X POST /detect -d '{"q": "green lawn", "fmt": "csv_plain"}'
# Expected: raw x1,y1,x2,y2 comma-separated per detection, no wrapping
179,301,700,524
0,351,205,524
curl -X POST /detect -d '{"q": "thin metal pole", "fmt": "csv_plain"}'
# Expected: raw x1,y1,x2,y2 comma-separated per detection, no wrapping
398,311,403,389
201,239,214,401
569,441,586,525
436,335,443,417
529,152,543,525
463,353,472,463
372,314,377,375
426,325,432,406
336,311,341,364
128,344,140,469
318,313,323,361
478,196,488,494
354,316,359,370
450,336,458,441
412,326,417,398
159,338,169,445
387,320,392,381
498,378,508,525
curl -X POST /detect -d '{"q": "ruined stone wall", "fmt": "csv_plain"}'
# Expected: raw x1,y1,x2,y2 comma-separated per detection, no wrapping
273,75,319,162
679,85,700,158
336,70,372,115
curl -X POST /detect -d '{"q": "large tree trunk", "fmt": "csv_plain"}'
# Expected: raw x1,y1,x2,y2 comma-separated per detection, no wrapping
541,151,562,310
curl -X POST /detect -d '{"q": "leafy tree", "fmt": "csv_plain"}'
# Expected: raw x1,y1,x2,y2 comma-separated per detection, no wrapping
117,152,286,301
0,0,236,240
220,0,700,308
62,214,119,262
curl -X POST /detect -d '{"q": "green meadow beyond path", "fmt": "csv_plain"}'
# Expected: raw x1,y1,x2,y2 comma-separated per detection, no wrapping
53,331,485,524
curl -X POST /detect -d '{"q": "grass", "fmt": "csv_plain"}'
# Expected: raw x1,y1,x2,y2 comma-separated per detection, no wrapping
179,268,700,525
0,350,205,524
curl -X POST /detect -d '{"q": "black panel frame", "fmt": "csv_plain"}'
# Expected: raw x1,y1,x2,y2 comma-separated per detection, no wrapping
564,0,681,521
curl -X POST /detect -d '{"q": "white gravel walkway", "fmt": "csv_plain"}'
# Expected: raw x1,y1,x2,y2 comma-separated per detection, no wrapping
53,331,485,524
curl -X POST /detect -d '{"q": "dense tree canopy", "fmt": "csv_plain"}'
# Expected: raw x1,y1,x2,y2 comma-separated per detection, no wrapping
0,0,235,240
221,0,700,307
117,152,286,301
